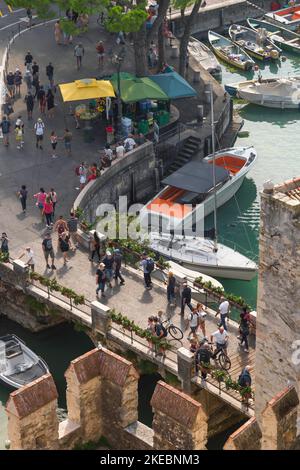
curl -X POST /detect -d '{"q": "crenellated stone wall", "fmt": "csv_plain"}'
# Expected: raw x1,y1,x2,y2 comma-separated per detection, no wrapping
255,178,300,423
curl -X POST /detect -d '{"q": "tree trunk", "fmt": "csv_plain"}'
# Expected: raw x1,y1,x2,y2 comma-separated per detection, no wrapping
158,22,165,72
146,0,170,47
133,26,148,77
179,0,202,77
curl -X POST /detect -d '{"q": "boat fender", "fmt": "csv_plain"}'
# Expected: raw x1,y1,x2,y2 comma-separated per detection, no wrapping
281,55,287,62
254,64,259,71
270,49,279,60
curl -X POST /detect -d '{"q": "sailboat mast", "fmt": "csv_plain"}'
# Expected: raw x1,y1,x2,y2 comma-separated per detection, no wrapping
210,84,218,251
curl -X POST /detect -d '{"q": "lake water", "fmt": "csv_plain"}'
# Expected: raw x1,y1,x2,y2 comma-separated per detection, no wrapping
206,49,300,310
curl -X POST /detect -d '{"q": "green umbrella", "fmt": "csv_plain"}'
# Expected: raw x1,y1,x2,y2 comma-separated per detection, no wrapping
109,72,135,87
111,77,169,103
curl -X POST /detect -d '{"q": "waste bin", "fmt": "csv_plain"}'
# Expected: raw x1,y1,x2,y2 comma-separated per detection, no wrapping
83,126,94,143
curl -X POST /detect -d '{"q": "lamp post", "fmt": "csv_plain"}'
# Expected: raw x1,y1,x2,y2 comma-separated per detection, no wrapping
112,47,126,141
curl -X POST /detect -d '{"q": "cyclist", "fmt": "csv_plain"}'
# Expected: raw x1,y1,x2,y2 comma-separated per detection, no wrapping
195,342,212,380
153,315,168,356
210,325,229,358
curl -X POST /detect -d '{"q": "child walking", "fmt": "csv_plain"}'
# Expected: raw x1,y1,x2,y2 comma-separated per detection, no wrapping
50,131,58,158
15,126,24,149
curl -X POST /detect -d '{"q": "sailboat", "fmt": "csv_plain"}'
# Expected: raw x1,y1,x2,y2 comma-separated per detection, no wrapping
140,86,258,281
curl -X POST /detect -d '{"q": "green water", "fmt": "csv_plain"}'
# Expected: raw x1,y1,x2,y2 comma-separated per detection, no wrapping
208,51,300,310
0,317,94,449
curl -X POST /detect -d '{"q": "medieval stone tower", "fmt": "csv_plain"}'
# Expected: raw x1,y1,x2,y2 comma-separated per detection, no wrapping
255,177,300,423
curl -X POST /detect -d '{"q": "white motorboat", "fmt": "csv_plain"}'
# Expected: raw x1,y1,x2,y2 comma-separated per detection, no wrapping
139,146,257,233
147,232,258,281
188,36,222,76
237,76,300,108
0,334,49,389
225,77,278,96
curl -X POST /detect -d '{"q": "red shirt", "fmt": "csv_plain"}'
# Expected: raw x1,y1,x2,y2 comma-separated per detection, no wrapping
43,201,53,214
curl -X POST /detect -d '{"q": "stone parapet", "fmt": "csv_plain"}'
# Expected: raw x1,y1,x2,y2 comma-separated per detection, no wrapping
223,417,262,450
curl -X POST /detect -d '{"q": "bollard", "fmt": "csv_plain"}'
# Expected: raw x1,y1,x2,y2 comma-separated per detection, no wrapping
171,45,179,58
196,105,204,122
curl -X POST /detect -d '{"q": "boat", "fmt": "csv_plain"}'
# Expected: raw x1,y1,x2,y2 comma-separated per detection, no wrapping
229,24,281,61
0,334,49,389
188,36,222,77
265,4,300,31
225,77,279,96
139,146,257,233
237,76,300,108
147,232,258,281
208,30,255,71
247,17,300,54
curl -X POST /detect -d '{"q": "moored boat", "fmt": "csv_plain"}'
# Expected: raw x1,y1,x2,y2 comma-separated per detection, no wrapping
237,76,300,108
247,17,300,54
229,24,281,61
208,30,255,71
139,146,257,234
265,4,300,31
0,334,49,389
147,232,258,281
225,77,278,96
188,36,222,77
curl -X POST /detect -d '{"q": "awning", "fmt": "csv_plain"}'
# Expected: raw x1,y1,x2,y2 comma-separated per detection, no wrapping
111,77,168,103
162,161,229,194
59,78,115,102
149,71,197,99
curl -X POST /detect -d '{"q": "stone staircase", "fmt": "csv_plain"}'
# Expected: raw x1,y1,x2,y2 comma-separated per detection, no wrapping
165,135,201,176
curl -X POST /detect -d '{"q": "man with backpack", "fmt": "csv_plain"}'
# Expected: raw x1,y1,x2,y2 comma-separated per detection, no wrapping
42,233,56,270
195,342,212,380
140,252,154,289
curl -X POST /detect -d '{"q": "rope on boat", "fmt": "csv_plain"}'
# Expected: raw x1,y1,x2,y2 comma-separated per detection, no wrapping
245,0,268,14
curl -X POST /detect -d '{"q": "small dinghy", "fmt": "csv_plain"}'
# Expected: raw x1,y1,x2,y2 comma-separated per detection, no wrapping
208,30,255,71
229,24,281,61
237,76,300,108
0,334,49,389
247,18,300,54
188,36,222,76
265,4,300,31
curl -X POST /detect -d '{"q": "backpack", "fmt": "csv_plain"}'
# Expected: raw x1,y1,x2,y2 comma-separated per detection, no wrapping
238,372,248,387
146,258,155,273
156,323,168,338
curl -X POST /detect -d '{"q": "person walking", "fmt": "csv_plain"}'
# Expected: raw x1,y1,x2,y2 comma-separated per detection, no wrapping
166,271,176,306
0,233,9,257
34,118,45,149
96,41,105,67
32,74,40,99
37,86,46,114
140,252,154,290
49,188,57,216
32,61,39,77
215,296,230,331
42,233,56,270
0,116,11,147
24,51,33,70
89,231,101,262
196,302,207,337
63,129,72,155
96,262,106,298
188,308,200,339
238,365,252,404
59,232,70,265
6,72,15,99
17,185,28,213
239,309,250,353
180,282,193,316
54,215,68,247
25,91,34,120
14,68,22,96
113,248,125,285
46,89,55,118
195,342,212,381
24,69,33,92
19,247,35,271
54,20,62,45
26,8,33,28
102,250,114,288
43,195,54,228
67,212,79,249
74,43,85,70
15,125,24,150
46,62,54,87
33,187,46,220
50,131,58,158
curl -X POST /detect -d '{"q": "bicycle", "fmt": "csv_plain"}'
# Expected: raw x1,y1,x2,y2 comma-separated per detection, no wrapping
208,342,231,371
161,318,183,341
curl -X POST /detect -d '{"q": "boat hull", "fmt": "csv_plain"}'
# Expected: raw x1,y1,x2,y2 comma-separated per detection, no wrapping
212,47,250,70
238,90,300,108
176,259,257,281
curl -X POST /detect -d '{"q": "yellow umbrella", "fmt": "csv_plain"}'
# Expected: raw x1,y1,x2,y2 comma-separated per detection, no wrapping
59,78,115,102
